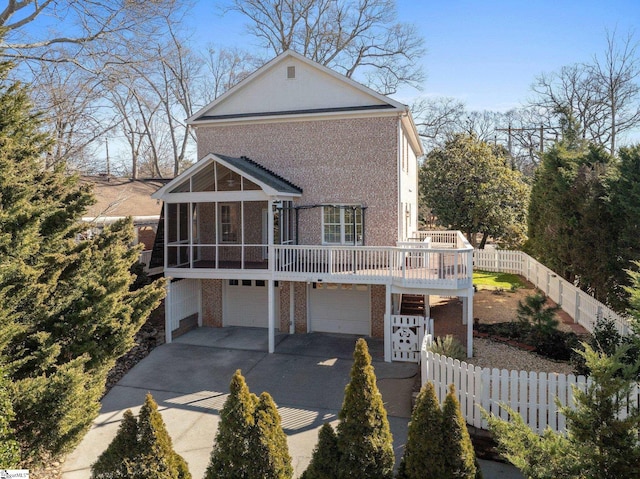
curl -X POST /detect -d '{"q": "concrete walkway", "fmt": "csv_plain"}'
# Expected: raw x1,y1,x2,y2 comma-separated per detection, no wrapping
62,327,522,478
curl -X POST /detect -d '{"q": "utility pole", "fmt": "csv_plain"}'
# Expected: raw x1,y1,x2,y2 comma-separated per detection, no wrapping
105,137,111,181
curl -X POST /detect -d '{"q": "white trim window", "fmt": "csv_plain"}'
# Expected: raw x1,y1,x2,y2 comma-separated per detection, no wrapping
219,203,239,243
322,205,363,245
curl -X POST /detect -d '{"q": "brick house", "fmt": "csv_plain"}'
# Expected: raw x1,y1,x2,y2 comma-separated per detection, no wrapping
152,50,474,361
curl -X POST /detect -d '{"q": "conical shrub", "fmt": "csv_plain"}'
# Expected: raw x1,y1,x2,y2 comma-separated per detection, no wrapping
92,394,190,479
442,384,478,479
300,423,339,479
398,381,444,478
336,338,394,479
249,392,293,479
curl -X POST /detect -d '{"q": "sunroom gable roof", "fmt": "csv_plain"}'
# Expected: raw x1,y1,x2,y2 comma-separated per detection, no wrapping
151,154,302,199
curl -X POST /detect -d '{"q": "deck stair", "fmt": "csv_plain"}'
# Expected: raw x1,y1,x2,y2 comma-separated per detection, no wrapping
400,294,426,316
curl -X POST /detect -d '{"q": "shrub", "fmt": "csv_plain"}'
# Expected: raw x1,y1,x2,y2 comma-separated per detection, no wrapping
441,385,480,479
91,394,191,479
428,335,466,360
301,423,339,479
207,370,292,479
517,292,560,341
249,392,293,479
206,370,258,479
397,382,444,479
336,338,394,479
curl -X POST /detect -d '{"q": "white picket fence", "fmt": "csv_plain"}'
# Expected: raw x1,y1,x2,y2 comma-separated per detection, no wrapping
421,338,640,434
473,249,632,335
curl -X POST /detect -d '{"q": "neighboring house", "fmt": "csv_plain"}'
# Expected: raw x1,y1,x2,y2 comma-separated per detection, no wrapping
152,50,475,361
81,175,167,274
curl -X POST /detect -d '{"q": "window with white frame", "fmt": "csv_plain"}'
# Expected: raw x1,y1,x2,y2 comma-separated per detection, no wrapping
322,205,363,245
219,203,239,243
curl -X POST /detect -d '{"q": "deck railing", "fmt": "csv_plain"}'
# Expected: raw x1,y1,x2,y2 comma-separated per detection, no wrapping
273,232,473,288
161,231,474,289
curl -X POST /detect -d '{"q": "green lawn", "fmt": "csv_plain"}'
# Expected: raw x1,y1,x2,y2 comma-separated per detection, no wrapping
473,270,526,290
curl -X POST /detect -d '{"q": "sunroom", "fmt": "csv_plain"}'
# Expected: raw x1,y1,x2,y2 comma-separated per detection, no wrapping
151,153,302,274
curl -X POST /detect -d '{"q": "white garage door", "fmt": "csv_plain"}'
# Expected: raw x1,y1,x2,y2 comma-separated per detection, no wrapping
223,280,278,328
309,283,370,335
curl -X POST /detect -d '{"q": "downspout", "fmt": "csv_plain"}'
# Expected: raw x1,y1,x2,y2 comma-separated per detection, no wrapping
397,114,403,242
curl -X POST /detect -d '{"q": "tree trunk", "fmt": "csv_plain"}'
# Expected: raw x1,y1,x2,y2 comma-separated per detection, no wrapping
478,232,489,249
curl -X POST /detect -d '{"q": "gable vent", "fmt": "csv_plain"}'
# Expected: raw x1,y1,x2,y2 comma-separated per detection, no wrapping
287,65,296,79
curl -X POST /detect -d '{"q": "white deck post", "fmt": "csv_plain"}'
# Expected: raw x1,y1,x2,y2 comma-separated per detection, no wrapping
268,199,275,353
268,279,275,353
466,287,474,358
384,285,392,362
165,280,173,344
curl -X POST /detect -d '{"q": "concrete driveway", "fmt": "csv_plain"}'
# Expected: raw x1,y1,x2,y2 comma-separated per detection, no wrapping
62,328,419,478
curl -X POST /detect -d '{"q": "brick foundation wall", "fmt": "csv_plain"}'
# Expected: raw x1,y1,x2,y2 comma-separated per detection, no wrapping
293,282,307,333
202,279,223,327
371,284,386,338
279,281,290,332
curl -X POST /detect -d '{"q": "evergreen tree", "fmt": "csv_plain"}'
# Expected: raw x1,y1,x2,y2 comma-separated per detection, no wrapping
420,133,530,249
91,410,139,478
526,118,620,308
441,385,478,479
300,423,339,479
608,145,640,308
397,381,444,479
0,367,19,467
249,392,293,479
487,344,640,478
0,58,166,464
91,395,190,479
136,394,191,479
336,338,394,479
206,370,258,479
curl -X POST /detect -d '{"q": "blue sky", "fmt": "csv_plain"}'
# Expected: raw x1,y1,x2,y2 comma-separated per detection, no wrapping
189,0,640,113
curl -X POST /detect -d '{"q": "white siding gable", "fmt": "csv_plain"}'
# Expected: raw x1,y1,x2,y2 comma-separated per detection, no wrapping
190,50,402,122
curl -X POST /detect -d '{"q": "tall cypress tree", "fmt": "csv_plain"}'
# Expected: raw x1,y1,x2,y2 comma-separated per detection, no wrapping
0,58,165,464
206,370,258,479
397,381,444,479
91,395,191,479
336,338,394,479
301,423,339,479
91,410,139,478
441,385,479,479
249,392,293,479
136,394,191,479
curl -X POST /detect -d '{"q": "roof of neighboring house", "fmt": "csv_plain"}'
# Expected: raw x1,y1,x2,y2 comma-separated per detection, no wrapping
216,154,303,195
81,176,167,219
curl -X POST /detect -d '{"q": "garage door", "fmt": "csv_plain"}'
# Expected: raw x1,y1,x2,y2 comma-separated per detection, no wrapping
309,283,370,335
223,280,278,328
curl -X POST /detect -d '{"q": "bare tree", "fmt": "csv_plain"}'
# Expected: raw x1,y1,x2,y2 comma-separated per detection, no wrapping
590,30,640,154
0,1,178,67
412,96,466,150
202,45,263,103
106,13,200,178
222,0,425,95
528,30,640,155
28,58,120,171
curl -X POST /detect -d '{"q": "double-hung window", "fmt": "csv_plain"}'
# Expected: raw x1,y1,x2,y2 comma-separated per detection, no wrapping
322,205,363,245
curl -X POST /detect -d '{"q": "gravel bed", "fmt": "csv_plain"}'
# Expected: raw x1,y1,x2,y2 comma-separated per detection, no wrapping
470,337,575,375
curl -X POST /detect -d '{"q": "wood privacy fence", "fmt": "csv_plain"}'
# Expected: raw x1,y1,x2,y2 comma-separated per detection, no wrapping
473,249,632,335
421,339,640,434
